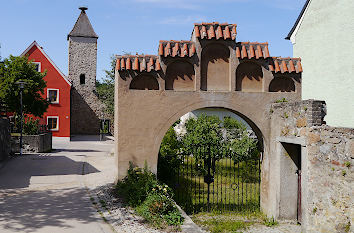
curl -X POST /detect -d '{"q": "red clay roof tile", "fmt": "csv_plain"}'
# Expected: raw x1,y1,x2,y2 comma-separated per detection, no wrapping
236,47,241,58
155,58,161,71
237,42,270,60
158,43,164,56
274,60,281,72
126,58,131,69
194,22,237,41
281,60,288,73
216,26,223,39
133,57,139,70
116,55,159,72
268,57,302,74
288,60,295,72
194,25,200,38
249,45,255,58
201,25,207,39
158,40,196,58
208,25,215,39
120,58,125,69
223,26,231,39
116,58,120,70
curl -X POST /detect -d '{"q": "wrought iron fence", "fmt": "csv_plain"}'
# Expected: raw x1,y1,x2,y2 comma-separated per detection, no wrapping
159,145,261,214
10,117,49,135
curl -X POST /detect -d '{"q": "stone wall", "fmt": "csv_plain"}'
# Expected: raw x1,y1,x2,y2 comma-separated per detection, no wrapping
270,99,353,233
69,36,106,135
12,133,52,153
0,119,11,161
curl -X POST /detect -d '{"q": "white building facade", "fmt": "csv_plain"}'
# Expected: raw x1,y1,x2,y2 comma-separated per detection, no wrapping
287,0,354,127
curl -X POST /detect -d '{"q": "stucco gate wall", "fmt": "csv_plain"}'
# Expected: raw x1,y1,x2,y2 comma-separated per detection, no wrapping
114,22,303,217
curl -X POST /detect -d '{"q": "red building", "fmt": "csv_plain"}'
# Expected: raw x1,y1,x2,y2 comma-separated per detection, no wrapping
21,41,71,138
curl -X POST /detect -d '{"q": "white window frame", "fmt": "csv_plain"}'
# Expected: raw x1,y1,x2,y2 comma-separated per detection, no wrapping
47,88,59,104
33,62,41,72
47,116,59,131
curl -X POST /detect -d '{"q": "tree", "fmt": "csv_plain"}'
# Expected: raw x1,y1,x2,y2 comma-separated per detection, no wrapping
223,116,259,162
96,55,115,117
0,55,48,117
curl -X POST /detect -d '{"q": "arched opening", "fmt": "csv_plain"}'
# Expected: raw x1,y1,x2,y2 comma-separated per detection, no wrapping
157,107,262,214
236,62,263,92
201,44,230,91
165,61,195,91
129,74,159,90
269,77,295,92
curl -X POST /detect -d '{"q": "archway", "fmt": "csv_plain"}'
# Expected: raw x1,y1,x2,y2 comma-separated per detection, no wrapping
156,107,263,213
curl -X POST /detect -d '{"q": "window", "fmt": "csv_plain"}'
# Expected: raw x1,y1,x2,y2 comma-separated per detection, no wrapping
47,89,59,104
33,62,41,72
80,74,85,84
47,116,59,131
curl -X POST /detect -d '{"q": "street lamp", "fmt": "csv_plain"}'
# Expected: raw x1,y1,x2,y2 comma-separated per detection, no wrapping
15,81,26,156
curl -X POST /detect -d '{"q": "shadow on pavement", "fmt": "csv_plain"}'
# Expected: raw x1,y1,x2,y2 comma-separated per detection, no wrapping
0,188,101,233
0,154,100,189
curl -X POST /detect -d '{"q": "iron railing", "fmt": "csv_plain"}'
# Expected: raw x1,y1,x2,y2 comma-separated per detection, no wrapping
159,145,261,214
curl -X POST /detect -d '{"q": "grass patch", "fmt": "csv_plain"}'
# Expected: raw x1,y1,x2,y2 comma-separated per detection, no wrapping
192,212,261,233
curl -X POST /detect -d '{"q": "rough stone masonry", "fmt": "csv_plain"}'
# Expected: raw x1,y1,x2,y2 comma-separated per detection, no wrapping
270,100,353,233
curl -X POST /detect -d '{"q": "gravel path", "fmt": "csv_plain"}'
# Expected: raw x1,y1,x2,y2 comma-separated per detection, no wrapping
90,184,164,233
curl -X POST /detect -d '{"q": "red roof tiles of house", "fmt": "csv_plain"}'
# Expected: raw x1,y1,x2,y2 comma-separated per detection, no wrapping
193,22,237,40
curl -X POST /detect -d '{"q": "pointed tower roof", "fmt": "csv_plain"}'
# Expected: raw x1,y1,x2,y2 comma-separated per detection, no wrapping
68,7,98,40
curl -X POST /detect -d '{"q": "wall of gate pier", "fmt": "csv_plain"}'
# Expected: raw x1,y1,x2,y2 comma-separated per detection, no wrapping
270,100,353,232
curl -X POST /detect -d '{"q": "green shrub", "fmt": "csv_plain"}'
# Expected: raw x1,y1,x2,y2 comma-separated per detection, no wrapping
116,163,184,228
116,162,158,207
23,117,40,135
136,192,183,227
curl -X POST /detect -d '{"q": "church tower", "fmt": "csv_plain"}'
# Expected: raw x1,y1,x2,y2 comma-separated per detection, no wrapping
68,7,102,135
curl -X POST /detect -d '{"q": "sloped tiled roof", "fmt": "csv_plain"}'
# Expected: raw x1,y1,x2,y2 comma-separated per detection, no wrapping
159,40,196,57
116,55,161,72
68,8,98,40
236,42,270,59
193,22,237,40
269,57,303,73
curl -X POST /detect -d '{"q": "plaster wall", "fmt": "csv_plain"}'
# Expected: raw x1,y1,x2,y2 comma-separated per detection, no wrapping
292,0,354,127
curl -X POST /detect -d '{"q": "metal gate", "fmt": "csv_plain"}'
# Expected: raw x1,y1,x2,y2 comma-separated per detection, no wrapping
163,146,261,214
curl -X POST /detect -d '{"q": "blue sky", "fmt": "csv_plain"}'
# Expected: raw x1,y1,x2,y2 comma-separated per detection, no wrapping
0,0,306,81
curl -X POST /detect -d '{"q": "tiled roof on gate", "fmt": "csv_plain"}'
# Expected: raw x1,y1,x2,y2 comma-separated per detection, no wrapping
159,40,196,57
116,55,161,72
236,42,270,59
193,22,237,40
269,57,303,74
